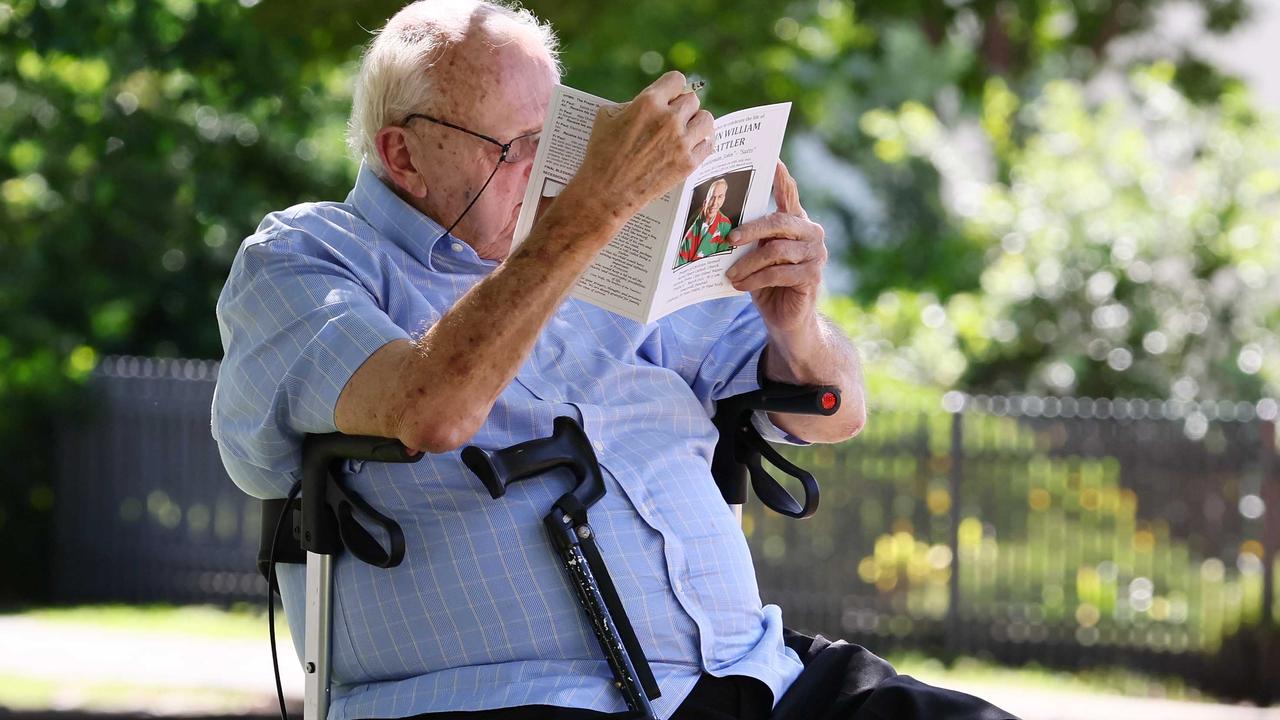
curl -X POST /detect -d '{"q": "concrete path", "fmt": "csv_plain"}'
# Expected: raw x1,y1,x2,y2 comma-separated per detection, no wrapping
0,615,301,714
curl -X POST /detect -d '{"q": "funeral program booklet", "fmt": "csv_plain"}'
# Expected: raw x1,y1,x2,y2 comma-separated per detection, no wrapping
512,84,791,324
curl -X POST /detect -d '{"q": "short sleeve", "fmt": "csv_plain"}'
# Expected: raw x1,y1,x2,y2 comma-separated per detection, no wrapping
659,295,810,446
211,232,409,498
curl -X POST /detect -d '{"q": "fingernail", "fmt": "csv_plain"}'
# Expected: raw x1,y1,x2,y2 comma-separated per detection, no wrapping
728,231,740,244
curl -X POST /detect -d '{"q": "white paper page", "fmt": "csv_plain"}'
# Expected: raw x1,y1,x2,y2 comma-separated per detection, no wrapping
513,85,678,322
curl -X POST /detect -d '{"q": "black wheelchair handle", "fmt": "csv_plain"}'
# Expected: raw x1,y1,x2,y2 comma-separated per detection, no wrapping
711,383,840,518
302,433,422,465
719,383,841,419
300,433,422,564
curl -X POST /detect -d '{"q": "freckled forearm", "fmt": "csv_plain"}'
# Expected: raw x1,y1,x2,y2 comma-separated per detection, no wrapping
409,190,619,426
337,185,622,451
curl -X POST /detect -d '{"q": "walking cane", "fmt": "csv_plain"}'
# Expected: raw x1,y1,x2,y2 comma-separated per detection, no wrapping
462,417,661,720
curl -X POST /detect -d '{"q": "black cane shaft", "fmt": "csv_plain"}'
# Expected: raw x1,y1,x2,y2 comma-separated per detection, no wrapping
559,544,656,719
576,528,660,700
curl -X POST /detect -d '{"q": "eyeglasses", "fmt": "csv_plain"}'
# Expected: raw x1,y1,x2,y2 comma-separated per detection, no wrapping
401,113,540,164
398,112,540,247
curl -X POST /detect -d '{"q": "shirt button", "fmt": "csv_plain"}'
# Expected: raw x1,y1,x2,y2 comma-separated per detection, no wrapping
594,441,604,452
451,241,464,252
673,580,684,594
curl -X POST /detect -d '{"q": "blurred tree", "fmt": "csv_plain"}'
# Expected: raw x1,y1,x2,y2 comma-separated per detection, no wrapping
0,0,1264,600
965,66,1279,398
0,0,404,600
846,64,1280,399
525,0,1268,401
527,0,1251,301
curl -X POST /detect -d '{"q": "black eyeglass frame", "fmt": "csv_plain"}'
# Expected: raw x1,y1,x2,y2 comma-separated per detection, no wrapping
400,112,539,164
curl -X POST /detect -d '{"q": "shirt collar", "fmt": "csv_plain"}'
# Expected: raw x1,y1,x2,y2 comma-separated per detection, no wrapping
347,162,493,272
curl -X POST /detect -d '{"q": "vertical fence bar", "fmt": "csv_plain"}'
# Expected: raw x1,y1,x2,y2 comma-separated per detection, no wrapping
947,407,964,659
1259,418,1277,705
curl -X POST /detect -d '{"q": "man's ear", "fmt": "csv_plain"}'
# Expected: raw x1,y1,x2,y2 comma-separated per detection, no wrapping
375,126,428,199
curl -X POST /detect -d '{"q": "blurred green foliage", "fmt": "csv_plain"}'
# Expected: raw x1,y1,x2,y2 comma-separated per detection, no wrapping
0,0,1271,602
851,65,1280,399
533,0,1251,301
0,0,406,600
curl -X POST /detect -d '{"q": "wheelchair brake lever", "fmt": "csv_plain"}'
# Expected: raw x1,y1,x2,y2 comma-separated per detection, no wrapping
739,425,820,519
327,481,406,569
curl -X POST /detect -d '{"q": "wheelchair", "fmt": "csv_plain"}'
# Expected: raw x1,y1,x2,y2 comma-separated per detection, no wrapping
257,381,840,720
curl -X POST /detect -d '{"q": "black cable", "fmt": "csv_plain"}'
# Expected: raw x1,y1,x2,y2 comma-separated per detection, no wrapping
268,478,304,720
431,159,502,248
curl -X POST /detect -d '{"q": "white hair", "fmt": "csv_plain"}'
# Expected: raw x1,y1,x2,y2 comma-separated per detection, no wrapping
347,0,561,177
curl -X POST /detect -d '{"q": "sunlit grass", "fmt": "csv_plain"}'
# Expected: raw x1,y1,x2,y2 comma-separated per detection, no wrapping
0,674,272,714
6,603,290,640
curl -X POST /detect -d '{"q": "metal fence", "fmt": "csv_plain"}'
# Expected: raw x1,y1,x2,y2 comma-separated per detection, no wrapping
54,357,266,604
757,394,1280,702
53,357,1280,701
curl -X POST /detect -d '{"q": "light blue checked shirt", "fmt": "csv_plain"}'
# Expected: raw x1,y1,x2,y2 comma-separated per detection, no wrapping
212,164,806,719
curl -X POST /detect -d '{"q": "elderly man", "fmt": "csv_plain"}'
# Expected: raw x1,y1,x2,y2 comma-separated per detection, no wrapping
212,2,1015,719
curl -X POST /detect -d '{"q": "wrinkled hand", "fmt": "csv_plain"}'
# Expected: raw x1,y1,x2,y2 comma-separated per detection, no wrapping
573,71,714,220
725,161,827,334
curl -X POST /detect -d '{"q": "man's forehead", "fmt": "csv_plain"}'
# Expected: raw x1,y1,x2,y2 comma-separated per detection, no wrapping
437,34,555,132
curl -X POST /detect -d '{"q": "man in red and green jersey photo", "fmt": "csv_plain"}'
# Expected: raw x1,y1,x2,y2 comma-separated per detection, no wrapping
676,176,733,267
